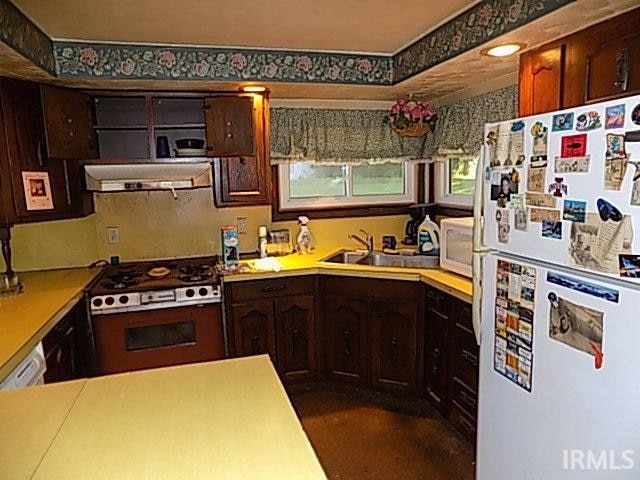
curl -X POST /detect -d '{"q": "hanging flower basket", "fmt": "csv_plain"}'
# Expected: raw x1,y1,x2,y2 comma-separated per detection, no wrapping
388,98,437,138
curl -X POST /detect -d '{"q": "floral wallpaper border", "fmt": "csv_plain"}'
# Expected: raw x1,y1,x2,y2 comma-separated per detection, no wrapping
394,0,576,82
54,43,393,85
0,0,54,74
3,0,573,85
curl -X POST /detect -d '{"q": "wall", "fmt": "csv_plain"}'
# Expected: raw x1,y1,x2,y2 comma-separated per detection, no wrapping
3,188,408,272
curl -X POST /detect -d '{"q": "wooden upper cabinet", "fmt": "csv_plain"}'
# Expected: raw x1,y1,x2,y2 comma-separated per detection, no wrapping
519,44,564,117
41,85,97,159
204,96,255,156
519,7,640,115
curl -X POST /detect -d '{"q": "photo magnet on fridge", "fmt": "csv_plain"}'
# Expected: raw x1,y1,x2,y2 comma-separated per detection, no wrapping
552,113,574,132
530,121,548,165
576,111,602,131
632,104,640,126
548,177,568,197
547,292,604,362
542,220,562,239
561,134,587,158
562,199,586,223
619,254,640,278
605,104,625,129
546,271,619,303
605,133,626,160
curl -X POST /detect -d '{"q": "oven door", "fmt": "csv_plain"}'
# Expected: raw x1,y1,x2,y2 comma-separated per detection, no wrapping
93,304,225,374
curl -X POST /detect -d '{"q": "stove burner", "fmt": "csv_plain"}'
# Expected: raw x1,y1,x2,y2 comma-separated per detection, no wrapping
178,264,214,283
100,270,143,290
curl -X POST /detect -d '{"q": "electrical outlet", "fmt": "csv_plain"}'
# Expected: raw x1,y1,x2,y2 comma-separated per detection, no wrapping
236,217,247,234
107,227,120,244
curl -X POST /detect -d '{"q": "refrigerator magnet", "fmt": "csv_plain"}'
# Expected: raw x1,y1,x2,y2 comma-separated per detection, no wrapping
603,156,628,191
561,134,587,158
21,171,54,211
618,254,640,278
554,155,590,174
552,112,574,132
605,104,625,129
629,162,640,205
605,133,626,160
631,104,640,125
548,177,568,197
548,294,604,364
562,199,587,223
542,220,562,239
530,121,548,164
526,165,546,192
576,111,602,131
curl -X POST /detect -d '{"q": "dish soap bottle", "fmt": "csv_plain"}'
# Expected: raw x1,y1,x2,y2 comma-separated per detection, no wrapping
417,216,440,256
296,215,315,255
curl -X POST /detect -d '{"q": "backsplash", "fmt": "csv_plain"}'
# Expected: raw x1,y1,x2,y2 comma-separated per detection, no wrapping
3,189,408,272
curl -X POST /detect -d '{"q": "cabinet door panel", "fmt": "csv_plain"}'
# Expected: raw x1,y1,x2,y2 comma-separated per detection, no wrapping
205,96,255,156
371,301,418,393
275,295,316,380
231,299,276,363
41,85,97,159
518,45,564,116
213,155,268,205
424,298,450,414
324,296,368,384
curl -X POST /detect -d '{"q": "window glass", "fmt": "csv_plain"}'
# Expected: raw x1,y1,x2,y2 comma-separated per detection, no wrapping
448,157,477,196
352,163,404,196
288,163,346,198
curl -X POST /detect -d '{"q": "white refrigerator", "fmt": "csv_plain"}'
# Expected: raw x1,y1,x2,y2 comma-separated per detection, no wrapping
473,95,640,479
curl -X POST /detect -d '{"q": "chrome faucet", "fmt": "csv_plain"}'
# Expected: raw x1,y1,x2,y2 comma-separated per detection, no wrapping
348,229,374,254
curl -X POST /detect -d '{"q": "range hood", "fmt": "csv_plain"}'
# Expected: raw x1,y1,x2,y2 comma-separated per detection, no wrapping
85,163,212,195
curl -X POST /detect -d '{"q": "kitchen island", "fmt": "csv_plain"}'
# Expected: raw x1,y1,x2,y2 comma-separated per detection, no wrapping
0,355,326,480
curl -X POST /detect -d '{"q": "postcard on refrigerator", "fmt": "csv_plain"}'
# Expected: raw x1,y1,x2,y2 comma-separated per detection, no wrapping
526,165,546,193
525,192,557,208
562,199,586,223
605,104,625,129
561,134,587,158
21,171,54,211
631,162,640,206
548,293,603,358
604,156,628,191
546,271,619,303
567,213,633,274
529,207,560,223
554,156,590,174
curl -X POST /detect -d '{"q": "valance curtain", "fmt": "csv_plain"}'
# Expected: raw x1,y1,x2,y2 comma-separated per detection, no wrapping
426,84,518,157
270,108,428,165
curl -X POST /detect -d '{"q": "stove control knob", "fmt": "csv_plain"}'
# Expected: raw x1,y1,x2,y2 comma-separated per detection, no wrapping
119,295,129,304
93,298,103,307
105,296,115,306
199,287,208,297
186,288,195,298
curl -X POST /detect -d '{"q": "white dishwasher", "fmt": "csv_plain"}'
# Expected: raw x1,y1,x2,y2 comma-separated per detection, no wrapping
0,342,47,390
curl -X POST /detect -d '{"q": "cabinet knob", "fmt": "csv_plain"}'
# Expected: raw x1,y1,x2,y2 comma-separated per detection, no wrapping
226,121,232,126
69,131,74,137
206,146,213,151
226,132,233,138
67,117,73,124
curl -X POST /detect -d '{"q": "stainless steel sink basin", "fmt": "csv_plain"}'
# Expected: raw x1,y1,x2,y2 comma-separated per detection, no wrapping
321,250,440,269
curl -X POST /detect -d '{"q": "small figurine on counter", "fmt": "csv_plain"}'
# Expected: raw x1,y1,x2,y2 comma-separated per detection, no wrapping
296,215,315,255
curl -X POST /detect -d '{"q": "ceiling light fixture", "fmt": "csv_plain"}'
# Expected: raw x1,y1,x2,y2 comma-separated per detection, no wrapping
480,43,525,58
240,85,267,93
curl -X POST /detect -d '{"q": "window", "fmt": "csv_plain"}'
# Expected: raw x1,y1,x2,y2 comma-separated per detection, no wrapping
435,155,478,207
279,161,416,211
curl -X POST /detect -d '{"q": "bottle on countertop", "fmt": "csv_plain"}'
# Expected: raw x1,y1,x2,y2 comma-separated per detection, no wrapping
296,215,315,255
417,215,440,256
258,226,268,258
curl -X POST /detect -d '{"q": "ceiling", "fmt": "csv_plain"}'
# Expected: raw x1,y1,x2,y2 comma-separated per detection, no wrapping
2,0,638,103
13,0,474,54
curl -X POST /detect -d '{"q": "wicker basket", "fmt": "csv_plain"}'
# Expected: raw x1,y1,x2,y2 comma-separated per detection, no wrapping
389,119,435,138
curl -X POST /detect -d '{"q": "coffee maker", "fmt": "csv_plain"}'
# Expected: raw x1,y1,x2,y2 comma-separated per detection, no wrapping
403,203,434,245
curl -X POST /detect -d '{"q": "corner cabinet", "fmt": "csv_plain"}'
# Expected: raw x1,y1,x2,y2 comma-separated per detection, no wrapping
519,7,640,115
224,276,316,381
207,94,271,207
0,78,94,226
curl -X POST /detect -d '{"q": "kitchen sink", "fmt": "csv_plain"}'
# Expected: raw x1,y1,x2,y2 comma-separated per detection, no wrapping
321,250,440,269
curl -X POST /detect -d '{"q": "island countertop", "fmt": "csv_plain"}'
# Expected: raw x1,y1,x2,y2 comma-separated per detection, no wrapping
0,267,102,381
0,356,326,480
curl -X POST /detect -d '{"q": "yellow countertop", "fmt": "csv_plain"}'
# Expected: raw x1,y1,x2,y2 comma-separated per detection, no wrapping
224,248,473,303
0,356,327,480
0,267,102,381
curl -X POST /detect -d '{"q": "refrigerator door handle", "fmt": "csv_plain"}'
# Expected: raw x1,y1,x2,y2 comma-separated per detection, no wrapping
472,250,487,346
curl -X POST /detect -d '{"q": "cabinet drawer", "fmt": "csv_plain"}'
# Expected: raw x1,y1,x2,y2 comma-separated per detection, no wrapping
453,301,473,333
450,377,477,419
229,276,314,301
450,324,479,391
424,286,450,317
450,402,477,444
322,276,418,301
42,315,74,353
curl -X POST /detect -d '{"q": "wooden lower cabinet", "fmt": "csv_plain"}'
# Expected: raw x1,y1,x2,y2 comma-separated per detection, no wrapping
323,296,368,385
231,299,277,363
371,301,418,393
424,303,450,413
275,295,316,380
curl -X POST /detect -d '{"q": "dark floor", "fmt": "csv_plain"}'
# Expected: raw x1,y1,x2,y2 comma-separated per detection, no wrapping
290,388,475,480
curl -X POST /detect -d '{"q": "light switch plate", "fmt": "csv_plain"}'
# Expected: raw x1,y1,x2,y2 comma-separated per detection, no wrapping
107,227,120,244
236,217,247,234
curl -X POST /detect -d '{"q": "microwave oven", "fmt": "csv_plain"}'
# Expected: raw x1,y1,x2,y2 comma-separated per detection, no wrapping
439,217,473,278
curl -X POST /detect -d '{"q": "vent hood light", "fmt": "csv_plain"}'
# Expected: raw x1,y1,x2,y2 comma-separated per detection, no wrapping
480,43,525,57
84,163,212,196
240,85,267,93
